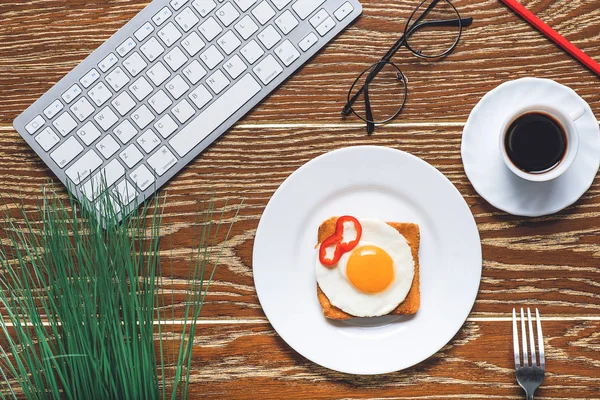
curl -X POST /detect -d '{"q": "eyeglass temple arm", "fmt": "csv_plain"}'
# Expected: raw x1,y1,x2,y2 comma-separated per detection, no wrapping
341,17,472,116
363,82,376,134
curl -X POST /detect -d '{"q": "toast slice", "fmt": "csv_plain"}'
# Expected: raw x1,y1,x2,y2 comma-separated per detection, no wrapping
316,217,420,320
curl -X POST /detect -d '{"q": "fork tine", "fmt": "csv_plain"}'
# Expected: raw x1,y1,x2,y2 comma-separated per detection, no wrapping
520,308,528,365
536,308,545,369
512,308,520,367
527,308,537,366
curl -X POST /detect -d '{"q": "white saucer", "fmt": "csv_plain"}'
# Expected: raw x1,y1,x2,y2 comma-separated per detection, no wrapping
461,78,600,217
253,146,481,374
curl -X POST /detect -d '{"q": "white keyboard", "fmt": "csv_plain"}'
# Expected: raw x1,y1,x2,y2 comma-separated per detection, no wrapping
14,0,362,220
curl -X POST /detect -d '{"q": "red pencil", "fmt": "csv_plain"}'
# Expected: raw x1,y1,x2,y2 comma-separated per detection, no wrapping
499,0,600,77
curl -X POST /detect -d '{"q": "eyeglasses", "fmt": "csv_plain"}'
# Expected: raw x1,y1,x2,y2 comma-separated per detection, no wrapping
341,0,473,134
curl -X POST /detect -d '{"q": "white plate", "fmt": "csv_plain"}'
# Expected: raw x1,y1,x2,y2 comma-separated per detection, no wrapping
253,146,482,375
462,78,600,217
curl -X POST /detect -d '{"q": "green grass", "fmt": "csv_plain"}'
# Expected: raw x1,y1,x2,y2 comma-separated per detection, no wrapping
0,187,240,399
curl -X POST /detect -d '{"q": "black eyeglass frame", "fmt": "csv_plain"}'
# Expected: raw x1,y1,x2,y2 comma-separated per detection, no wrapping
342,0,473,134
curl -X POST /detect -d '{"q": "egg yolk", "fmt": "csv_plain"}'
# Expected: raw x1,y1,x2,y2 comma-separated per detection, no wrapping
346,245,394,294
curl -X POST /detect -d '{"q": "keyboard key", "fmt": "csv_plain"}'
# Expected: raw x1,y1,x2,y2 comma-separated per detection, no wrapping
155,115,178,138
117,37,136,57
272,0,293,9
298,32,318,51
62,84,82,104
224,55,247,79
123,52,147,77
113,120,138,144
89,82,112,107
44,100,64,119
53,112,78,136
70,97,95,121
235,15,259,40
292,0,325,19
217,30,242,55
192,0,216,17
140,37,165,62
65,149,102,184
95,107,119,131
216,2,240,27
166,75,190,99
309,9,328,28
119,144,144,168
258,25,281,50
240,39,264,64
234,0,257,12
148,146,178,177
199,17,223,42
81,159,125,201
135,22,154,42
25,115,45,134
189,84,213,109
80,69,100,88
147,62,171,86
137,130,162,153
112,92,136,116
76,121,102,146
131,105,155,129
181,32,205,56
275,40,300,66
207,70,230,94
149,90,173,114
200,45,224,69
51,136,83,168
153,7,173,26
170,73,261,157
164,47,189,71
158,22,183,47
253,54,283,84
35,127,60,151
96,135,120,159
253,1,276,25
172,99,196,123
98,53,118,72
316,16,335,36
111,180,138,206
175,7,200,32
334,1,354,20
276,10,299,34
183,60,207,84
171,0,191,10
130,77,153,101
130,165,155,191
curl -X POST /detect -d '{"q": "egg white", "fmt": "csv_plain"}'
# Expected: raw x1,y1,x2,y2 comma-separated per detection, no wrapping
315,219,415,317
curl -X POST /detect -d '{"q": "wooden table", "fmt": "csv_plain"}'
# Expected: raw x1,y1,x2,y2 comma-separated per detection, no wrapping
1,0,600,398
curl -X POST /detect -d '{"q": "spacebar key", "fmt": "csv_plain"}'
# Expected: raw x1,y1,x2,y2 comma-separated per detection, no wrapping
169,74,262,158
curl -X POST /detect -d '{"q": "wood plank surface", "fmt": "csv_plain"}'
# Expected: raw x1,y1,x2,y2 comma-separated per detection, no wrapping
1,0,600,397
172,319,600,399
1,0,600,124
1,124,599,319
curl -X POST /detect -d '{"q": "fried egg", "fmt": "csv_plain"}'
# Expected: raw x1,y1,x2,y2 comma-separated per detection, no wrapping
316,218,415,317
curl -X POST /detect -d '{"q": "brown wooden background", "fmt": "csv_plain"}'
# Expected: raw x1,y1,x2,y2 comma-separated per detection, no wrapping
1,0,600,398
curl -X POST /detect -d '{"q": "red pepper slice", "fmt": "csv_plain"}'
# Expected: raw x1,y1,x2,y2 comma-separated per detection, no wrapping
336,216,362,252
318,216,362,268
318,233,343,267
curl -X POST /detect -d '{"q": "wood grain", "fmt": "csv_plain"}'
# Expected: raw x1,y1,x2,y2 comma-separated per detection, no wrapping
162,319,600,399
1,123,599,319
1,0,600,397
1,0,600,124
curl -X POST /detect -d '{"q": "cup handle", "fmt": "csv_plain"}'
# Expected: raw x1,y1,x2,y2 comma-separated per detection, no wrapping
569,105,586,122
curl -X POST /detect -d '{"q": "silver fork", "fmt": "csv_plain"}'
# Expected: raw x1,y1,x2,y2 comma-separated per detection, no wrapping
512,308,545,400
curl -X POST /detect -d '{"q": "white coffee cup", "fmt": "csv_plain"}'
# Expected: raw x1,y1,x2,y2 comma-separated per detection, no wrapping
499,103,585,182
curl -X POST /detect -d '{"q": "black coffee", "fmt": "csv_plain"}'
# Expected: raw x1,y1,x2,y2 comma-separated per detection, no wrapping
504,112,567,173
